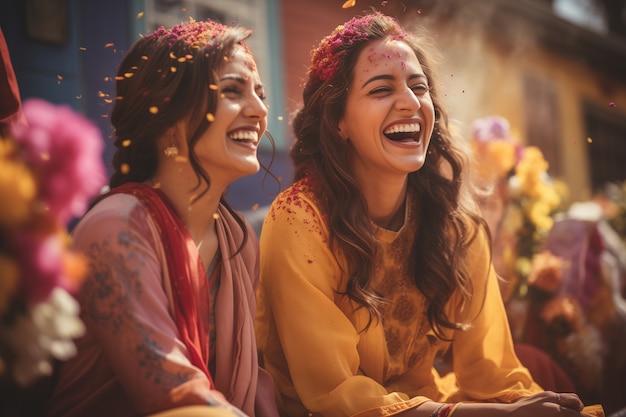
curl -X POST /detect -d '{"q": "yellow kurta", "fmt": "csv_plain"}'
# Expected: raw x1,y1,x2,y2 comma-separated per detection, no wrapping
255,179,542,417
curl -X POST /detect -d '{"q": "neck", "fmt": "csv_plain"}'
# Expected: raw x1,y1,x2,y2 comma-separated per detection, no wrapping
148,171,225,244
359,175,408,231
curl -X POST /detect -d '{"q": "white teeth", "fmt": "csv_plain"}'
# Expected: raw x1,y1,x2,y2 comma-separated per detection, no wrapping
383,123,421,135
229,130,258,143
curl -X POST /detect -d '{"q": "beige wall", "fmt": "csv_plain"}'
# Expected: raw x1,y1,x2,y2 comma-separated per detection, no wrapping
281,1,626,203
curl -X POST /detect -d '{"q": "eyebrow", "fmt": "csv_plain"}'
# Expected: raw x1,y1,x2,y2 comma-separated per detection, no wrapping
361,73,427,89
219,74,264,91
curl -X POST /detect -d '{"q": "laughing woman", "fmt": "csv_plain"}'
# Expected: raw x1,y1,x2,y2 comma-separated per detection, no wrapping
45,19,278,417
255,11,601,417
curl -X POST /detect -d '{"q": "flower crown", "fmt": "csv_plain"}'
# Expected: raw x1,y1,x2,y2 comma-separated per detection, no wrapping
147,18,249,51
308,13,406,82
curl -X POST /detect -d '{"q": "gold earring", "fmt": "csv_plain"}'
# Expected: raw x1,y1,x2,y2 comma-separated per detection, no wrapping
164,144,179,157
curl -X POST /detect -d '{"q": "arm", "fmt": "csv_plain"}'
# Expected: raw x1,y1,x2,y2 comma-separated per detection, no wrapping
450,224,542,401
74,195,241,416
256,192,427,417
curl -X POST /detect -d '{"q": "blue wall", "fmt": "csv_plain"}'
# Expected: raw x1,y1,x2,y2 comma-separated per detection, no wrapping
0,0,291,213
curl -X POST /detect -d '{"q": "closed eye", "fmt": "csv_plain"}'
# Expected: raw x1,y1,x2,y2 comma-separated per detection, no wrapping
411,84,430,95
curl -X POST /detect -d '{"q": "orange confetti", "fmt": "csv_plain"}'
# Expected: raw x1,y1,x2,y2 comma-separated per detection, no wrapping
136,11,144,19
104,42,115,48
141,55,149,60
209,84,218,90
169,52,177,59
124,72,134,78
115,76,124,81
149,106,159,114
121,163,130,174
206,113,215,122
177,57,186,62
122,139,131,147
587,137,593,143
170,66,177,72
79,47,87,51
57,74,63,80
342,0,356,8
104,76,110,82
213,213,220,219
252,203,260,211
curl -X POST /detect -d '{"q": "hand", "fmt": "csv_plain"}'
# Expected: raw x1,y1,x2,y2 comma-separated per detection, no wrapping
508,391,585,417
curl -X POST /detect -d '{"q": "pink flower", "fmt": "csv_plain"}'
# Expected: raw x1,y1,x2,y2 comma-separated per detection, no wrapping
471,116,512,143
14,231,65,304
12,99,106,225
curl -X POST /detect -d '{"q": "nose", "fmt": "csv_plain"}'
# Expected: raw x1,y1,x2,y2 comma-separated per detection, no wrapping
244,94,268,120
395,86,420,113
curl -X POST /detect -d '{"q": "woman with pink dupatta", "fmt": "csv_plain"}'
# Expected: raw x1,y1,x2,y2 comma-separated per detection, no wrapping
44,18,279,417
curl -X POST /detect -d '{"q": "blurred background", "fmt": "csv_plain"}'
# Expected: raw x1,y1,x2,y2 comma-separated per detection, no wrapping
1,0,625,211
1,0,626,413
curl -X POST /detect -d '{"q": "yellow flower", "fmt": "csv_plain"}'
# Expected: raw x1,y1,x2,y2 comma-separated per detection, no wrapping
0,140,37,227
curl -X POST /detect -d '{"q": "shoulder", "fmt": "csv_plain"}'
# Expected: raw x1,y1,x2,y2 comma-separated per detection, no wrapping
72,193,155,249
266,178,325,227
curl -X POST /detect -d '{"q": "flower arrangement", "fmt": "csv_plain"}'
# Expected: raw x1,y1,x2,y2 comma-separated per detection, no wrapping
469,116,568,303
470,116,626,404
0,98,106,387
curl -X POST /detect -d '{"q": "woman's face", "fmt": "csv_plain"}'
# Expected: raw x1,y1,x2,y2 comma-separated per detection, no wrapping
193,45,267,184
338,38,435,182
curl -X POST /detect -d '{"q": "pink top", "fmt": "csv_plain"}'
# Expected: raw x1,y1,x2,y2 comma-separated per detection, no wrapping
45,187,276,417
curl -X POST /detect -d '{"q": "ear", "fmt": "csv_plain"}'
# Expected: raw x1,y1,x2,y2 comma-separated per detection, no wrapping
338,119,348,140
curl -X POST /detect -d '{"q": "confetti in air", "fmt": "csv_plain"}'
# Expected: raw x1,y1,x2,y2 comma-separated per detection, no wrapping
121,163,130,174
206,113,215,122
149,106,159,114
587,137,593,143
609,101,616,107
342,0,356,8
137,12,144,19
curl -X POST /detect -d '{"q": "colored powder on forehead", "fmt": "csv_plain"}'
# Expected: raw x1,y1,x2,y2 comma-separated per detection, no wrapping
308,13,406,82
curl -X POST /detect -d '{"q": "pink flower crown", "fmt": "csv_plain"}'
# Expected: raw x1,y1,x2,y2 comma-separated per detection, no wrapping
308,13,406,82
146,18,249,52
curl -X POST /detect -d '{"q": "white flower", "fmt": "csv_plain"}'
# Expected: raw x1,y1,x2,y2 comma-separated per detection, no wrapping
1,287,84,386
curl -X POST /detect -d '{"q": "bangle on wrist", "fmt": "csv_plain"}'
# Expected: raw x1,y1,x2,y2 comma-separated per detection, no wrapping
430,404,446,417
448,402,462,417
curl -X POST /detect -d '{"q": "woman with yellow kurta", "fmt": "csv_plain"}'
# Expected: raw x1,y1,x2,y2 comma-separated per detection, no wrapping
255,11,600,417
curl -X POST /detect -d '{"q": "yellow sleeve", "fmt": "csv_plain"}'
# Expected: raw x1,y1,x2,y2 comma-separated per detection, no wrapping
450,225,543,402
256,190,427,417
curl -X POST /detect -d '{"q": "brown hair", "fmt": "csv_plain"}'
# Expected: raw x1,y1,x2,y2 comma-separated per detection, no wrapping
109,19,271,253
291,11,488,338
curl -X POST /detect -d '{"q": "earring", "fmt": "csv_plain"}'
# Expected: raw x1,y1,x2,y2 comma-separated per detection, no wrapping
164,144,179,157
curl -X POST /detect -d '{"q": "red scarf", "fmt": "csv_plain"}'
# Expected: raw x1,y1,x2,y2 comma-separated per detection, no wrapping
108,182,214,387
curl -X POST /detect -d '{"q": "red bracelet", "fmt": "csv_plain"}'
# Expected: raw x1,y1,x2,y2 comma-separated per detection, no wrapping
438,403,455,417
448,402,462,417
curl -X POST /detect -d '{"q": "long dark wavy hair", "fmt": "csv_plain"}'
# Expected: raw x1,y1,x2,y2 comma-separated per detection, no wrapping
291,11,489,339
108,19,274,254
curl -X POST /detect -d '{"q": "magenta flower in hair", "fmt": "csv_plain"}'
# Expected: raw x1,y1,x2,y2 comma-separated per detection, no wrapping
308,12,405,82
12,99,106,224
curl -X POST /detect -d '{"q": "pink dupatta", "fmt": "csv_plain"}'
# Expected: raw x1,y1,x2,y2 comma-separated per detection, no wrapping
108,183,214,386
106,183,278,417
